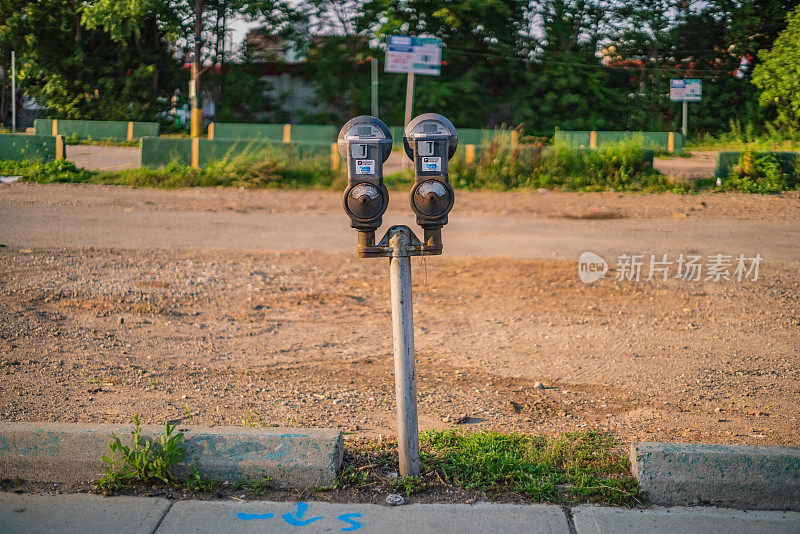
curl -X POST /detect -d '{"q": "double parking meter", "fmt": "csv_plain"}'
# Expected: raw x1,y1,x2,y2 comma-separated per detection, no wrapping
339,112,457,478
403,113,457,230
338,116,393,233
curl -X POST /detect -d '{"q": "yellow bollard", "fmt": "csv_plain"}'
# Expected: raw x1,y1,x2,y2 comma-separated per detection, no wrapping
208,122,215,140
55,135,64,160
51,119,58,137
331,142,339,171
465,144,476,165
668,132,675,153
191,137,200,169
589,131,597,149
283,124,291,144
127,122,134,142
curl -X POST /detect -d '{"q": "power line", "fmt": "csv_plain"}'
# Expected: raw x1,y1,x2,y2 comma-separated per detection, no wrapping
441,45,743,77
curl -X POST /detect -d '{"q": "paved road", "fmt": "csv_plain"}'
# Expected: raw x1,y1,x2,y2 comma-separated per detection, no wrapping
67,145,139,171
2,202,798,265
2,493,799,534
653,151,718,179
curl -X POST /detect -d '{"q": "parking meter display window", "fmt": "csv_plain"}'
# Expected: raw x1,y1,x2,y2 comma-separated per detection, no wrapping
410,120,450,137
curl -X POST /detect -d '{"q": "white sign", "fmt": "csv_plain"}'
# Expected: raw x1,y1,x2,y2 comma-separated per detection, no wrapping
385,36,442,76
670,79,702,102
356,159,375,175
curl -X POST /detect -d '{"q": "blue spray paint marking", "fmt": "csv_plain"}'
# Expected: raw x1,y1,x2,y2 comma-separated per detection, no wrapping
236,512,274,521
337,513,363,531
282,502,323,526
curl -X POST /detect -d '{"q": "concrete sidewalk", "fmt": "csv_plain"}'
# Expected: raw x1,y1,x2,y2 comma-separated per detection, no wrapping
2,493,799,534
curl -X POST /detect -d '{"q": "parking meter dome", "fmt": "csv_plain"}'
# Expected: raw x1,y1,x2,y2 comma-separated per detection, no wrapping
346,183,385,221
412,181,451,217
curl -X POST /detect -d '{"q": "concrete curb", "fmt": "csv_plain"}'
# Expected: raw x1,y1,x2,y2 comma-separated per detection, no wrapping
631,442,800,511
0,422,343,488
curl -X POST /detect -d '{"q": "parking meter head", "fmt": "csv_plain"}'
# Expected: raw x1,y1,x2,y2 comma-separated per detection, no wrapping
403,113,457,230
339,116,392,231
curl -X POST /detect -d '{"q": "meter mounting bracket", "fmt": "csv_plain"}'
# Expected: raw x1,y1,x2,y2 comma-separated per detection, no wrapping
357,226,442,258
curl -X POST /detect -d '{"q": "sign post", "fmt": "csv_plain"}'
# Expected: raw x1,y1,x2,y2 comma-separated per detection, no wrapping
11,50,16,134
385,36,442,169
371,58,379,117
670,79,702,138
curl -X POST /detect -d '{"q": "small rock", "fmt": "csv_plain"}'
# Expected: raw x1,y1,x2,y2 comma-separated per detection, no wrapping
533,382,544,390
386,494,405,506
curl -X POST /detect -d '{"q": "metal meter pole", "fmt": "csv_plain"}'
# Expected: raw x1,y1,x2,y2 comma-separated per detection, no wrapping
388,228,420,477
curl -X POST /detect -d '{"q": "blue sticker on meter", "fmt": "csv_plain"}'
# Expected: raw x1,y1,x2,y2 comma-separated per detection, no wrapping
422,157,441,172
356,160,375,174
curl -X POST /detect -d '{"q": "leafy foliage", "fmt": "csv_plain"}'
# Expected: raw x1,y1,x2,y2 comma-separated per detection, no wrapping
752,5,800,128
723,151,799,193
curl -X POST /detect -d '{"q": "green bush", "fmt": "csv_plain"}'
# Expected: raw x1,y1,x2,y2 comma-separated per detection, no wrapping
723,151,799,194
450,134,677,192
3,146,339,190
0,159,93,183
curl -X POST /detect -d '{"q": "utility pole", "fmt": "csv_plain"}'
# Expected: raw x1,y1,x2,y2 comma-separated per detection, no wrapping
190,0,204,138
11,51,16,134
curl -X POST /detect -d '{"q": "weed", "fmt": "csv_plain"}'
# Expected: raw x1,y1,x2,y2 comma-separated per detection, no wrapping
96,414,185,492
243,474,273,495
333,466,369,489
183,463,220,492
242,410,263,427
390,476,428,495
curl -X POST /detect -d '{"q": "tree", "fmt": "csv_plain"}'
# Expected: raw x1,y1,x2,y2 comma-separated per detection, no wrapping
752,5,800,128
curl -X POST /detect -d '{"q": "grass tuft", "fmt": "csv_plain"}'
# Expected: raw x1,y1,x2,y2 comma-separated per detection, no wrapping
336,429,644,506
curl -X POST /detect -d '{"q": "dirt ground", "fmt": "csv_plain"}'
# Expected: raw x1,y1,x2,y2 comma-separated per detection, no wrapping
0,184,798,448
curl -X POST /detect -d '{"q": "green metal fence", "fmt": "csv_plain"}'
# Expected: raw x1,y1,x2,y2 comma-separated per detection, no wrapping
210,123,337,144
140,137,333,168
554,130,684,152
0,134,64,162
34,119,159,141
